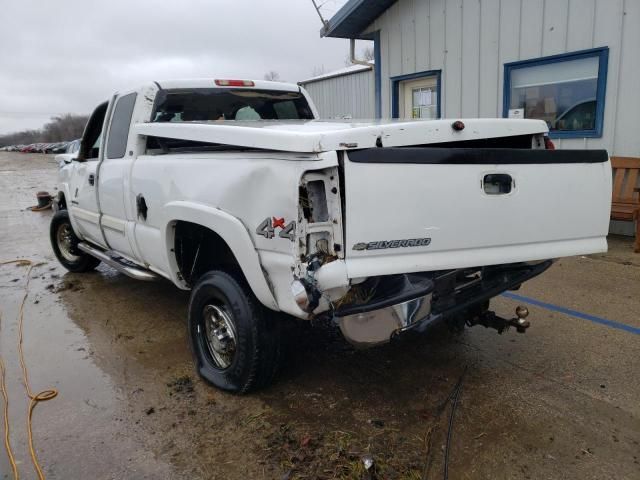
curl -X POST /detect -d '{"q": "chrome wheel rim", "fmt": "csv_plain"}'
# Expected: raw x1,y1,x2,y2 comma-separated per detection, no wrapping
202,304,237,369
57,223,80,262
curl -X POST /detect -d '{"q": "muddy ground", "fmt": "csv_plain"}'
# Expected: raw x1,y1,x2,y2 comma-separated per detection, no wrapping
0,152,638,480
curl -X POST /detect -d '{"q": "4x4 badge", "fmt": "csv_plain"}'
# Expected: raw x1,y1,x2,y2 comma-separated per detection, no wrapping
256,217,295,241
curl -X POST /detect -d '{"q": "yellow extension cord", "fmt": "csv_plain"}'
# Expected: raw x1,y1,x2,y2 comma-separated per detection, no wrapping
0,259,58,480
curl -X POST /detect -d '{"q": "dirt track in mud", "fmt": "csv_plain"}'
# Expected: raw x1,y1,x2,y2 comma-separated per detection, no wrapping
1,152,639,480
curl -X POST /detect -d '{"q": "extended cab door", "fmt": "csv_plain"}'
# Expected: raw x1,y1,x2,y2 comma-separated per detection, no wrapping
68,102,109,248
97,91,141,261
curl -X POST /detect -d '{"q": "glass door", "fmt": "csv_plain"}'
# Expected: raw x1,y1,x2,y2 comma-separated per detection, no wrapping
401,75,439,119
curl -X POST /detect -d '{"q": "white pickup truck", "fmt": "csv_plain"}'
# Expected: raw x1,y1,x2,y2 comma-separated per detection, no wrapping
51,78,611,393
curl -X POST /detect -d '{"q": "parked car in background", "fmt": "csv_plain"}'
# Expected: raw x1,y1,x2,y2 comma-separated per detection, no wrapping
55,139,80,167
65,139,80,154
9,141,78,154
51,142,69,153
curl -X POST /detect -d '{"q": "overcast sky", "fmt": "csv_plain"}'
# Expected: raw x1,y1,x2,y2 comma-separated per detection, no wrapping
0,0,362,135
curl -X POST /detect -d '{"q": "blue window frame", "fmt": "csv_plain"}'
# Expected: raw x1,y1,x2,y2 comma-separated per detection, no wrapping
373,31,382,119
503,47,609,139
391,70,442,119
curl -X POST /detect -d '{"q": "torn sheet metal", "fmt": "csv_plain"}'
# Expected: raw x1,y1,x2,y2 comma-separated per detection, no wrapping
134,118,549,153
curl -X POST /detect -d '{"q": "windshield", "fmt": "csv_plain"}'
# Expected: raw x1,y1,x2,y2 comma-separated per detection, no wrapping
152,88,314,122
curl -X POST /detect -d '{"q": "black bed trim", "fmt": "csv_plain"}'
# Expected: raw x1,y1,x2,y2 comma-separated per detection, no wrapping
346,148,608,165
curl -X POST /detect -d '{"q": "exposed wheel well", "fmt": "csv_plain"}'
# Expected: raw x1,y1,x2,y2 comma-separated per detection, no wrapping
173,221,241,286
56,191,67,210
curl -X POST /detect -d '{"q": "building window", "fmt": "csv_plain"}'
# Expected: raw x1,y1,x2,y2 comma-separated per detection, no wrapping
503,47,608,138
391,70,441,120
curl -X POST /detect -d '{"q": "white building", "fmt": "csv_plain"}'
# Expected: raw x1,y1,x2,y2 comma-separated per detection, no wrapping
299,64,376,119
306,0,639,234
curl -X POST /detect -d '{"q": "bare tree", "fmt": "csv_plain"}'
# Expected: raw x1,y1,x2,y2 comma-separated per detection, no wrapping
263,71,281,82
0,114,88,146
344,45,375,66
362,46,375,61
311,65,326,77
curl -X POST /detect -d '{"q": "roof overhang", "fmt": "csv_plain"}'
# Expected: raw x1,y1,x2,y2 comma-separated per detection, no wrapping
321,0,397,39
299,64,373,85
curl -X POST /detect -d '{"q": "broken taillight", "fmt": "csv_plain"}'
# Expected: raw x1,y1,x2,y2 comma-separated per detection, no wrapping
215,79,255,87
544,136,556,150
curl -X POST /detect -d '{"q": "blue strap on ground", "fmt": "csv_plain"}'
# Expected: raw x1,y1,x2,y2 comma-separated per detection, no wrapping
502,292,640,336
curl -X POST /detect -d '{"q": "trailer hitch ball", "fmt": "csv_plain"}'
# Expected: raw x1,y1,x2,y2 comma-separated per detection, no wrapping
513,305,530,333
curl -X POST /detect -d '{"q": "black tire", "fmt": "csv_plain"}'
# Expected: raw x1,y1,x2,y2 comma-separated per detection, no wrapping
50,210,101,273
188,270,281,393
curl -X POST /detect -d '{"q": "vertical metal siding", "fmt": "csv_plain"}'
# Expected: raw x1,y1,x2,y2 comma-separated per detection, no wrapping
461,0,480,118
445,0,463,118
478,0,500,117
612,0,640,157
361,0,637,157
301,69,376,119
520,0,544,60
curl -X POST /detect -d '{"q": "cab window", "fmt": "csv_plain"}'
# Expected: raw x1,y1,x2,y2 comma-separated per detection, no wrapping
107,93,137,159
78,101,108,161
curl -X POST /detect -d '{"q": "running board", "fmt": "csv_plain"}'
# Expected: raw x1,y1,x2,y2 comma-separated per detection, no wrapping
77,242,159,282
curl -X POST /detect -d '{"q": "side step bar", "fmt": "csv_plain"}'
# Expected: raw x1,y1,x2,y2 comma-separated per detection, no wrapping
78,242,159,282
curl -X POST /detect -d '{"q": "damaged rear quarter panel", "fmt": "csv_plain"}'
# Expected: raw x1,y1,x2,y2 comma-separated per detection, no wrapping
130,150,340,317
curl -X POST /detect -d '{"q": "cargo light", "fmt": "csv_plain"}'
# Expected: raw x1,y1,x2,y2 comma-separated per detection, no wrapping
215,79,255,87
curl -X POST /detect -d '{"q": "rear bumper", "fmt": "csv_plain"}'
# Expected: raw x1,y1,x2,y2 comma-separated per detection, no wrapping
406,259,553,333
336,260,552,347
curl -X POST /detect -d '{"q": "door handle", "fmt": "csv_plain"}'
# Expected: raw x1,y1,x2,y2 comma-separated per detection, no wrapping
136,194,148,221
483,174,513,195
88,174,95,186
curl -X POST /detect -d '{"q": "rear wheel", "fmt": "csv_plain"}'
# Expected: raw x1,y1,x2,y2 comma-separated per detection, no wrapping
188,270,281,393
50,210,101,273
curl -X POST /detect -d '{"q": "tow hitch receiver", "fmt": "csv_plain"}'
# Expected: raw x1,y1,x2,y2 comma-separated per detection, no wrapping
470,306,531,334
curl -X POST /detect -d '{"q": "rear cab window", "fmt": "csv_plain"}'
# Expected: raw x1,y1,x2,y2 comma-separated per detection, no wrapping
152,88,314,122
147,88,315,153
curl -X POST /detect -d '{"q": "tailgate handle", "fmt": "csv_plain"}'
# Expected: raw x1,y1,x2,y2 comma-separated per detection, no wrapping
483,174,513,195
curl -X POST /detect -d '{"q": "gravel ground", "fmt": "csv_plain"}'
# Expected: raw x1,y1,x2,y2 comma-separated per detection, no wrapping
1,152,638,480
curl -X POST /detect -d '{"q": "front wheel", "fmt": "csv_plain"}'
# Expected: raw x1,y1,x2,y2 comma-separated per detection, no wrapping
187,270,281,393
50,210,101,273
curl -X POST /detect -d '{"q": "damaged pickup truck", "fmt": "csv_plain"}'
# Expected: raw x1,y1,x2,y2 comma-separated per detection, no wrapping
50,78,612,393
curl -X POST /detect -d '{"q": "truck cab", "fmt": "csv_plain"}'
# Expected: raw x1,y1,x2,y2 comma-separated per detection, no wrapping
59,79,318,264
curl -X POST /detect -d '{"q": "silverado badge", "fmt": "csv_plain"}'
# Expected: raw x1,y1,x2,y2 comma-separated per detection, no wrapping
352,238,431,251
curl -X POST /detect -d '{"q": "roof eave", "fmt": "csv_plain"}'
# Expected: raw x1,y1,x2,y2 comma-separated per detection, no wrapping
321,0,397,39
